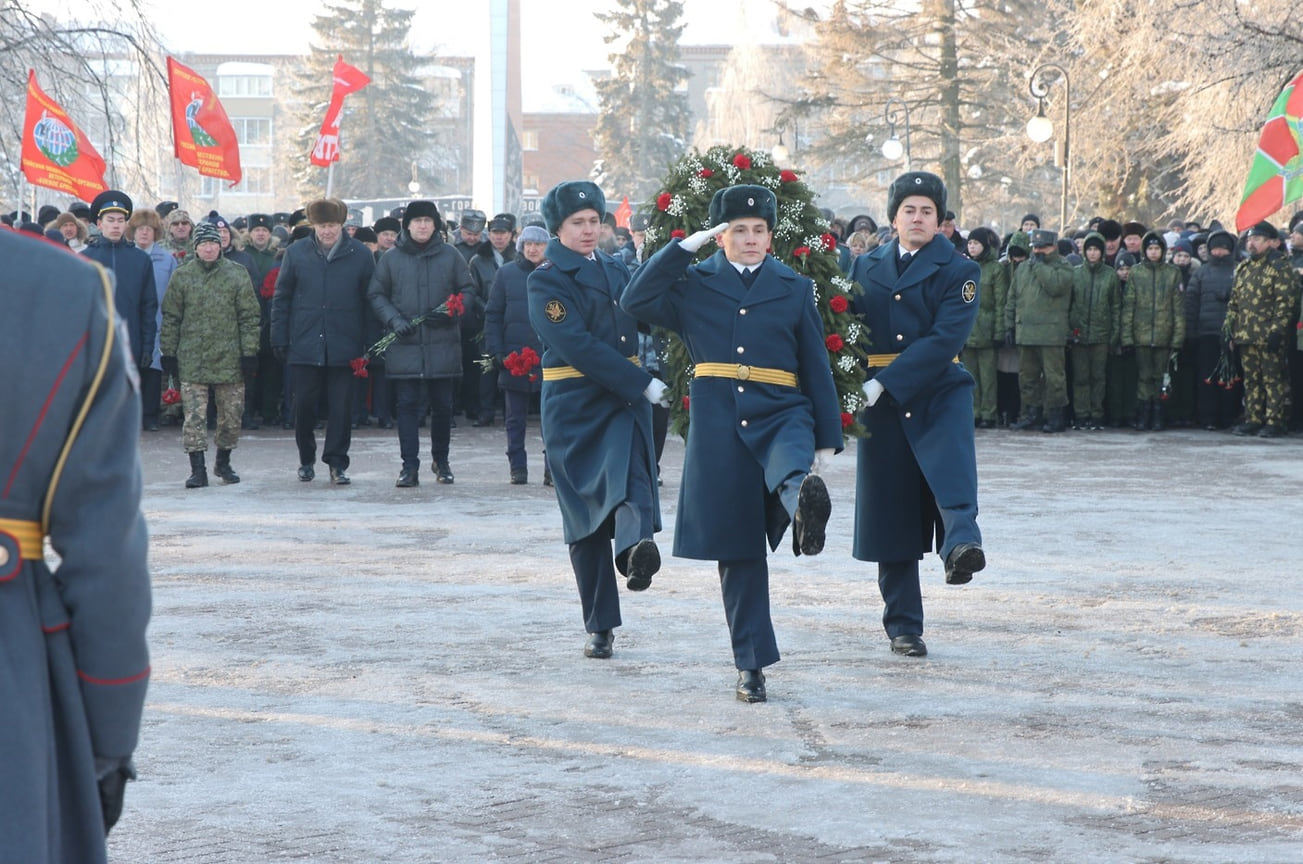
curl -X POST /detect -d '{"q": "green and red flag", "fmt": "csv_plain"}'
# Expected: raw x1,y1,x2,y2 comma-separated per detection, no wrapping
1236,69,1303,232
167,56,242,186
21,69,108,201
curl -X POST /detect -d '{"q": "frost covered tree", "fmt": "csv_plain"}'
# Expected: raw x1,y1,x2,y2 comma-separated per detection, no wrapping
592,0,692,205
292,0,436,200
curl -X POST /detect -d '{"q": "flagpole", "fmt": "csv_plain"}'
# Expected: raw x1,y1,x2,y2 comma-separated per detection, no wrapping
326,161,335,199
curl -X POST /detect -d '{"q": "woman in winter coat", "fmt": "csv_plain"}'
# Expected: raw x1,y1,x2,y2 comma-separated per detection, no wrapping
368,201,475,487
484,224,548,484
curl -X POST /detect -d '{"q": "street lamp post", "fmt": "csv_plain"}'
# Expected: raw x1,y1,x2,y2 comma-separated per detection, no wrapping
881,98,911,172
408,161,421,197
1027,63,1071,231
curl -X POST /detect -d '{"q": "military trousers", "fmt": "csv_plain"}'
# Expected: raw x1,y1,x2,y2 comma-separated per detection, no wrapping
718,558,779,670
1240,344,1291,427
1134,346,1171,403
1070,343,1110,420
878,559,923,638
1017,345,1068,411
962,345,998,423
181,381,243,453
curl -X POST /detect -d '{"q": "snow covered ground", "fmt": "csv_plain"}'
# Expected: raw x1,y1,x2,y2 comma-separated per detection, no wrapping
108,421,1303,862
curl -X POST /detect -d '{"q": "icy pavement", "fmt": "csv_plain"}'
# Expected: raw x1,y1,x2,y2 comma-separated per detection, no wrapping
107,421,1303,863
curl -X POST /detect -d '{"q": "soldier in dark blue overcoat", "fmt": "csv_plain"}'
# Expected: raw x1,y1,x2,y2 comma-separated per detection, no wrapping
0,229,151,861
622,185,841,703
849,172,985,659
526,181,663,661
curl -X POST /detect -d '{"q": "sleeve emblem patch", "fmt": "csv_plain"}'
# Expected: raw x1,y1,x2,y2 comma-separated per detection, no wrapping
961,280,977,303
544,299,567,323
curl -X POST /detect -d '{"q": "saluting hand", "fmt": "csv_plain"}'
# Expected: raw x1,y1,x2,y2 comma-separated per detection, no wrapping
679,223,728,254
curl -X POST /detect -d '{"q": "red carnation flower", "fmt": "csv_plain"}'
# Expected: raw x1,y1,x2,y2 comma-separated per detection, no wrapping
732,153,752,170
350,356,370,378
829,295,849,313
681,395,691,410
161,387,181,406
841,412,854,428
779,170,799,183
821,233,837,251
793,246,811,258
699,168,714,178
671,229,686,239
825,333,845,352
657,193,673,211
261,267,280,300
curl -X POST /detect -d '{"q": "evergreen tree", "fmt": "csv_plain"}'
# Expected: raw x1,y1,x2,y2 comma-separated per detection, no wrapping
592,0,692,205
643,144,869,440
292,0,436,201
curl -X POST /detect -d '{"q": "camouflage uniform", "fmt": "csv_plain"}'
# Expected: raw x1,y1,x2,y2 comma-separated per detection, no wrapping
1069,239,1120,426
1004,246,1074,425
1224,251,1298,429
159,256,260,453
962,242,1008,425
1121,234,1185,425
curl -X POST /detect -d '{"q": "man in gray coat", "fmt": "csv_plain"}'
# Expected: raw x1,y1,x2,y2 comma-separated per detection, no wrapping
368,200,476,486
0,229,151,862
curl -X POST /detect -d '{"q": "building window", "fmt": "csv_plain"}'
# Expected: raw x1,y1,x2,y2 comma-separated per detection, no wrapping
217,75,273,98
230,117,272,147
524,173,540,191
522,130,539,151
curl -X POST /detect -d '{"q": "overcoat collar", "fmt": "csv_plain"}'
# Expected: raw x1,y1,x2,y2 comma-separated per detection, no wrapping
545,239,613,294
864,234,955,292
695,249,801,305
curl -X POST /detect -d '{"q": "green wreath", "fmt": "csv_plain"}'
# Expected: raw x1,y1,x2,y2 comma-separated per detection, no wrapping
641,144,870,441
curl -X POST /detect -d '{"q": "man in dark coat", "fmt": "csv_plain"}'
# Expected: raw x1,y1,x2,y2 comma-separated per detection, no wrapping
465,213,518,427
367,200,475,487
1186,229,1239,429
81,190,157,377
622,184,842,703
485,224,548,483
849,171,985,658
1,229,151,861
270,198,376,484
527,181,662,661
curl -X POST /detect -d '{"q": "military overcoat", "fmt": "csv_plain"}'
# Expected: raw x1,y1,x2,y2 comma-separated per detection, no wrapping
1,232,151,863
622,243,843,560
849,234,981,562
527,239,661,544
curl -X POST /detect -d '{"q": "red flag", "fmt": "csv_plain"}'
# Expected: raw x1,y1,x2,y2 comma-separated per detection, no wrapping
21,69,107,201
167,57,242,186
311,56,372,167
613,196,632,229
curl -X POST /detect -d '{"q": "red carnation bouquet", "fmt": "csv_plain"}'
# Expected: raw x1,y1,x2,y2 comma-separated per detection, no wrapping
161,387,182,405
353,292,468,376
260,268,279,300
504,346,541,381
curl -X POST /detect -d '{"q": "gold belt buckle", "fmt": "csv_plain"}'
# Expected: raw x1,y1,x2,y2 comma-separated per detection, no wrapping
736,364,752,381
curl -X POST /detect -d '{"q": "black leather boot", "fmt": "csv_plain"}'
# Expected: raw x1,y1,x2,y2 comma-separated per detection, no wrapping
1041,408,1066,433
214,448,240,484
185,451,208,488
1132,402,1150,431
1149,401,1165,431
1011,407,1043,431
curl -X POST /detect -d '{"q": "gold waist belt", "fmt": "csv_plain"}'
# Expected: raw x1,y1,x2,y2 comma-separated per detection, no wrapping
693,362,798,388
0,518,43,560
542,355,641,381
867,353,960,368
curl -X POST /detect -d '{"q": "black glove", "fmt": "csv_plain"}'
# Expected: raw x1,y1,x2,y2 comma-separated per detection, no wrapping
273,346,288,364
160,355,179,379
139,351,153,372
423,308,455,327
1268,332,1283,352
392,317,417,338
1004,329,1016,349
99,765,129,834
240,356,258,378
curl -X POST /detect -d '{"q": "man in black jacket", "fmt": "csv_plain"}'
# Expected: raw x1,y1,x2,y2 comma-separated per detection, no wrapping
270,198,376,484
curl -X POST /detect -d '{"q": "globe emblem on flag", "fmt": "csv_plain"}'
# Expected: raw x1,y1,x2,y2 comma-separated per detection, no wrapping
185,96,219,148
33,111,79,168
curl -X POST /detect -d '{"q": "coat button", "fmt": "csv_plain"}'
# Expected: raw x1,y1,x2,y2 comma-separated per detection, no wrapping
896,334,904,341
620,335,627,342
739,308,747,315
736,346,745,354
740,419,749,427
895,294,902,301
737,385,745,393
905,411,912,418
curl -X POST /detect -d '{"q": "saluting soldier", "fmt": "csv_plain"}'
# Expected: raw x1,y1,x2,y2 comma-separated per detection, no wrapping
622,185,840,703
849,171,985,659
527,181,663,660
0,229,151,860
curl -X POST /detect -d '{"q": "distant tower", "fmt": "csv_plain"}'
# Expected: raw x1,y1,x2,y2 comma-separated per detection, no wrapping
472,0,523,216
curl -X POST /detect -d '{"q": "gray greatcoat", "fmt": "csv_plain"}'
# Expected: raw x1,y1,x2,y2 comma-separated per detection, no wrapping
1,233,151,863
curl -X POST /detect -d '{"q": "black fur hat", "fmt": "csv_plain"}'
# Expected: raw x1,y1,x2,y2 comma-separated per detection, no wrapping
373,216,401,235
540,181,605,234
886,172,945,223
402,200,442,233
708,184,777,229
248,213,272,231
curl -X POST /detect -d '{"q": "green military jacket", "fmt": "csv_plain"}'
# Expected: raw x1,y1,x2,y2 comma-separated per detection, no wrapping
1070,256,1120,346
160,255,261,383
965,248,1009,348
1122,258,1185,349
1004,250,1074,346
1225,252,1298,347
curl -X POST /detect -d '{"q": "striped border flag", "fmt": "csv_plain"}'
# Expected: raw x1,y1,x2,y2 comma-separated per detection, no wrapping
1235,69,1303,232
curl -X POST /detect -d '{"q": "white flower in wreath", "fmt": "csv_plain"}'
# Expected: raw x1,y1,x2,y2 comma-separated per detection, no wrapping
688,175,709,195
667,195,689,216
847,322,862,342
837,354,858,372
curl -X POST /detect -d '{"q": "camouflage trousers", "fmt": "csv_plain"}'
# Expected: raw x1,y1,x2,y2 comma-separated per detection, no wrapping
1134,346,1171,403
181,381,244,453
1070,343,1110,420
1240,344,1291,427
1018,345,1068,411
962,345,998,423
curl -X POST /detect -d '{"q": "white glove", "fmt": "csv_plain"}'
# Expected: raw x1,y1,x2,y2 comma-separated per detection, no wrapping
643,378,669,407
863,378,885,407
679,222,728,254
812,448,836,474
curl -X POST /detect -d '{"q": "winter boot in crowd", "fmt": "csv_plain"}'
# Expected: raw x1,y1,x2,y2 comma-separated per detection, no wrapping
1132,402,1151,431
214,449,240,484
185,451,208,489
1011,406,1043,431
1149,401,1166,431
1041,408,1067,433
435,462,455,484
